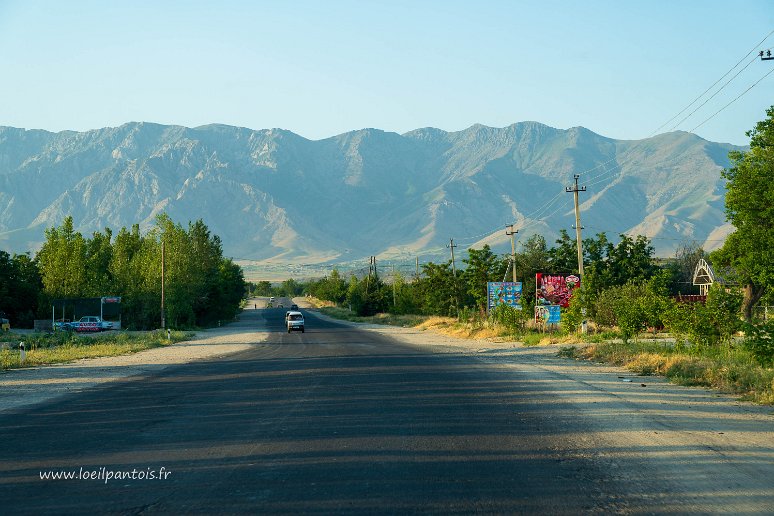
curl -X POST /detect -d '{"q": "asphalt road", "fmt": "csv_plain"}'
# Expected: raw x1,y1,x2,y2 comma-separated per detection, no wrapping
0,303,766,514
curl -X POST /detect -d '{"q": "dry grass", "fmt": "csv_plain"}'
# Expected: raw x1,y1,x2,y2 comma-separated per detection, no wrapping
306,297,336,309
568,341,774,404
318,308,587,347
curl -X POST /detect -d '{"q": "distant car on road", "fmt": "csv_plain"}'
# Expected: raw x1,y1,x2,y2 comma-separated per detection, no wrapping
290,304,299,311
286,311,304,333
73,316,113,332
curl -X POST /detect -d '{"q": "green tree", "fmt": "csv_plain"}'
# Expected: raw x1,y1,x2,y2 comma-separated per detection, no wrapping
548,229,579,273
390,272,420,315
0,251,41,327
84,228,114,296
711,105,774,321
250,281,273,297
512,235,550,305
665,241,705,296
583,233,657,295
415,261,457,316
462,245,508,310
37,216,88,299
346,274,387,316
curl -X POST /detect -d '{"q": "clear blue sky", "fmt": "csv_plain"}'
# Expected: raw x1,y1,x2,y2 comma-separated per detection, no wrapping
0,0,772,145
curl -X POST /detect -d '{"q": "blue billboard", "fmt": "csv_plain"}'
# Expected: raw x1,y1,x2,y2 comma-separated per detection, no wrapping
535,304,561,324
487,282,523,311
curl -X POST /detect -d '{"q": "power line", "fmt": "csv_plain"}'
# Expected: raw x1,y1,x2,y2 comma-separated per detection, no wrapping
649,28,774,137
667,54,761,132
690,66,774,132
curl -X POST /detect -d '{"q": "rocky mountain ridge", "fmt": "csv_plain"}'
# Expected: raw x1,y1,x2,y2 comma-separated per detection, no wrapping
0,121,740,263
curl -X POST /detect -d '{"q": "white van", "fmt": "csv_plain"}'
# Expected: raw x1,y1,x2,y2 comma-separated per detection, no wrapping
286,311,304,333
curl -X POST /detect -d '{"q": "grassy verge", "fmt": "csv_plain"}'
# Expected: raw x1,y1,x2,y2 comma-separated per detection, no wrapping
559,341,774,404
0,330,194,371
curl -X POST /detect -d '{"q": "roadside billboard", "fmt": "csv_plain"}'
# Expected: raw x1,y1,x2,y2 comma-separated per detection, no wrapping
535,273,580,308
535,304,561,324
487,282,523,311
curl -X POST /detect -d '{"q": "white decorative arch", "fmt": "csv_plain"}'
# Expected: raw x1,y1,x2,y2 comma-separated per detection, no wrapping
692,258,716,296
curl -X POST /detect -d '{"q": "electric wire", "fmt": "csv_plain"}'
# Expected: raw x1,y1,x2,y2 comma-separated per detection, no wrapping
690,65,774,132
649,28,774,137
667,54,761,132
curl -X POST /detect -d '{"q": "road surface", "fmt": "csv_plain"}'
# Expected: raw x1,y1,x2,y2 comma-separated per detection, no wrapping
0,299,772,514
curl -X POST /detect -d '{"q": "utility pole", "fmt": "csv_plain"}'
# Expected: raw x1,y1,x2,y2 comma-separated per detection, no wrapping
447,238,459,315
447,239,457,277
760,49,773,61
565,174,587,276
392,263,397,307
161,240,166,329
415,257,419,279
505,224,518,282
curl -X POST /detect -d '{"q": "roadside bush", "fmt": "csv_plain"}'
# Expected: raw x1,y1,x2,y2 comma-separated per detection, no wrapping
490,304,530,334
591,275,673,342
744,319,774,367
665,285,742,349
562,284,591,334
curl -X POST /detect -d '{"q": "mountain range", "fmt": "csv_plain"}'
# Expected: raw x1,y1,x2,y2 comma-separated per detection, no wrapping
0,121,740,266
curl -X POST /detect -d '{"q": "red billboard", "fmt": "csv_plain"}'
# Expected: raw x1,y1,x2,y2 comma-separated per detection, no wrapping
535,274,580,308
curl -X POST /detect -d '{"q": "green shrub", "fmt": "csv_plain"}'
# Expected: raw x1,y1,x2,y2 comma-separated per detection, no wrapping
490,302,532,335
744,319,774,367
665,285,742,349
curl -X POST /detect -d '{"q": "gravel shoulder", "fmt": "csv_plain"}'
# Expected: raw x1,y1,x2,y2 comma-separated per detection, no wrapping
0,298,271,414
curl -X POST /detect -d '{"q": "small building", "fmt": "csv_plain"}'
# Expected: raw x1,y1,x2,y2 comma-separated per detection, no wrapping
692,258,727,296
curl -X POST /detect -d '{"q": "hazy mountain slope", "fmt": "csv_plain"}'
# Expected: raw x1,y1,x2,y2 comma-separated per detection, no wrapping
0,122,740,261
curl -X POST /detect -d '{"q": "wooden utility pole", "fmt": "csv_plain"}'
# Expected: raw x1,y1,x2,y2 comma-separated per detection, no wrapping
392,263,397,307
447,238,457,277
161,240,166,329
565,174,587,276
505,224,518,282
447,238,459,315
415,257,419,279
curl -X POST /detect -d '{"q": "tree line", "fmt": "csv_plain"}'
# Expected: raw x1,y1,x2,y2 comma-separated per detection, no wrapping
0,214,245,329
304,230,698,318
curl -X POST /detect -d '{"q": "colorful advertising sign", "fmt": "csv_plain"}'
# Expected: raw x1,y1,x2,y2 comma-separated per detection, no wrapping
535,304,561,324
535,274,580,308
487,282,523,310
